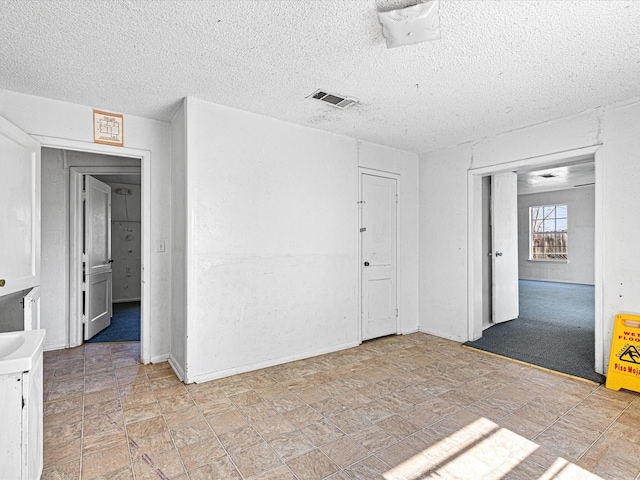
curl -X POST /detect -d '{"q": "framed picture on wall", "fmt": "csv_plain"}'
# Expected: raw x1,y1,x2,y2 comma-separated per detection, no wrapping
93,109,124,146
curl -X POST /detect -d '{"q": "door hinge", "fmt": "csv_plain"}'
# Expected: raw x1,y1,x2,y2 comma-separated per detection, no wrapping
81,282,87,291
82,190,87,201
22,396,25,409
81,253,87,263
360,227,366,233
395,308,399,317
395,194,398,203
81,314,87,324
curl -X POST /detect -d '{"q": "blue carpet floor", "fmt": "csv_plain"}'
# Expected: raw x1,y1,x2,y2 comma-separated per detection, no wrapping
464,280,604,383
86,301,140,343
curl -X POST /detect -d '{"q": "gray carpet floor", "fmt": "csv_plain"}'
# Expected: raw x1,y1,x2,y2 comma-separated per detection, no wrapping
86,301,140,343
464,280,604,383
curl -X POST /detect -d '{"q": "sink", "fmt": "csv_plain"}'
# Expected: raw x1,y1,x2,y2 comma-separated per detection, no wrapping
0,333,25,358
0,329,45,375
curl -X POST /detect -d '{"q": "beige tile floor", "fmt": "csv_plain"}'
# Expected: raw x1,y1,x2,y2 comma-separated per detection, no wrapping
41,333,640,480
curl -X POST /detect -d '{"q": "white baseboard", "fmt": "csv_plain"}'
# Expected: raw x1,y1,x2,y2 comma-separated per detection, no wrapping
519,278,594,286
191,340,361,384
43,343,68,351
150,353,170,364
400,327,419,335
113,298,141,304
168,355,185,382
418,326,466,343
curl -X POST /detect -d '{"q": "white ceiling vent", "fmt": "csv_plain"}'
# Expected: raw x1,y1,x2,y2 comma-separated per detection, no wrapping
308,89,359,109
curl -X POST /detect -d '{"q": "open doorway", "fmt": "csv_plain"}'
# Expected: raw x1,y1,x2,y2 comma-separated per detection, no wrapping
39,142,151,363
85,173,142,343
468,161,600,382
467,145,604,377
69,160,141,346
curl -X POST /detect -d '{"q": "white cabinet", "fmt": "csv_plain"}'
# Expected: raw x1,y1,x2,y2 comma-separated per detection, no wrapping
0,330,44,480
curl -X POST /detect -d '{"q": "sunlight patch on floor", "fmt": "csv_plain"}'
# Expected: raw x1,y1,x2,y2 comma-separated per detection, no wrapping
382,417,603,480
538,458,602,480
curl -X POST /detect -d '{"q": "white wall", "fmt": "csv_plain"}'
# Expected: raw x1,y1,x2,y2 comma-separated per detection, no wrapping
40,150,143,348
170,103,187,379
182,97,418,383
40,148,68,348
357,142,420,335
0,89,172,360
0,290,30,333
600,100,640,359
518,186,595,285
419,97,640,370
420,144,472,341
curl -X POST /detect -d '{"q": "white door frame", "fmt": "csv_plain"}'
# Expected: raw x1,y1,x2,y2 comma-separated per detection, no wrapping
467,144,604,373
34,136,151,364
358,167,401,343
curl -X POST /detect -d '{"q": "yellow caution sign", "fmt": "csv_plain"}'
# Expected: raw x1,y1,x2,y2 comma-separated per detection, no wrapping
606,314,640,393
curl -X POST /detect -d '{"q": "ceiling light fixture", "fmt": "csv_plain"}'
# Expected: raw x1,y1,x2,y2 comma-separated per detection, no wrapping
307,89,359,109
378,0,441,49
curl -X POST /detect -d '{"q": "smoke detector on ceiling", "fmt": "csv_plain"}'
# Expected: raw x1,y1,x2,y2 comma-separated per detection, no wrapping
307,89,359,109
378,0,441,49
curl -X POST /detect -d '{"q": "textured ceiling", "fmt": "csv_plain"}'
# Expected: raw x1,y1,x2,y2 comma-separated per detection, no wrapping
1,0,640,154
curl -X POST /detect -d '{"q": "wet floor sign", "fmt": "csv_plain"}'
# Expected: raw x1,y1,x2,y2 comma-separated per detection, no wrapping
606,313,640,393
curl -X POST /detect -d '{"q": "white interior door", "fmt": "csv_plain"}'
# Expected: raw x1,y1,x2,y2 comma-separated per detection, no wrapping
361,173,397,341
0,116,40,298
84,176,113,340
491,172,519,323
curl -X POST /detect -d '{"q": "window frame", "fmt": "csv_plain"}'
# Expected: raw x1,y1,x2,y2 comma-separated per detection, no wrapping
529,203,568,262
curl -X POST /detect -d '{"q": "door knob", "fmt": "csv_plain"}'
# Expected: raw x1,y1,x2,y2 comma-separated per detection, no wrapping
364,261,370,266
495,252,503,257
